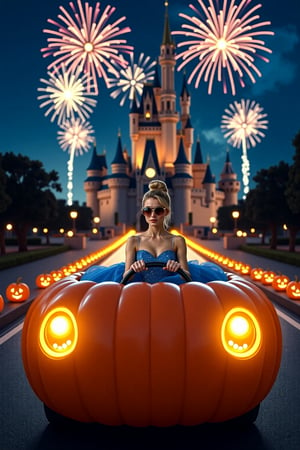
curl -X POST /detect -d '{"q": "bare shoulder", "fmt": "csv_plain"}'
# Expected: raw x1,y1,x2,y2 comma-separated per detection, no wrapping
126,234,140,250
173,234,187,248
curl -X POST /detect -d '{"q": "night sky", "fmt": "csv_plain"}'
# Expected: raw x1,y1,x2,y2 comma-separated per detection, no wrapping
1,0,299,204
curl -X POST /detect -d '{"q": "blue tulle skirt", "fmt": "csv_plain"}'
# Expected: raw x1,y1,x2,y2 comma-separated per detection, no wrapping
81,260,227,284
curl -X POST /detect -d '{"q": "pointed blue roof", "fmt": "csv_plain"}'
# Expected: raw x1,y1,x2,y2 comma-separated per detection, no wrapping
141,139,161,176
203,164,215,184
162,1,175,46
180,72,190,98
87,145,107,170
174,138,190,165
111,135,126,165
221,150,235,175
193,139,204,164
138,84,159,116
130,93,139,113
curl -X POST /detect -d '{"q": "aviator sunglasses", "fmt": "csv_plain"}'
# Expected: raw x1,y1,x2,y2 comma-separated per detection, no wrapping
142,206,166,216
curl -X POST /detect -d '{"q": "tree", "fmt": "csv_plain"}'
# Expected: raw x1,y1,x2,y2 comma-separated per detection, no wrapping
285,131,300,251
0,155,12,254
244,161,290,249
0,152,62,252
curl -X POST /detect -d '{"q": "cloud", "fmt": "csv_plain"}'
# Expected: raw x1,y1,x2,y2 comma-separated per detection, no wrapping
202,126,225,145
251,25,299,96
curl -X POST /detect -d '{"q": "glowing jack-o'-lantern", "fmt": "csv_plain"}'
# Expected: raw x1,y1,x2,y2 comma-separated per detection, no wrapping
36,273,53,289
286,279,300,300
6,278,30,302
22,271,282,427
240,264,251,275
261,271,275,285
272,274,290,292
250,268,264,281
0,295,4,313
50,270,64,282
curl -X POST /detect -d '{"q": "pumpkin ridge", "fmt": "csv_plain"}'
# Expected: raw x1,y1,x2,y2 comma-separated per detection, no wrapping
206,281,228,422
177,284,187,425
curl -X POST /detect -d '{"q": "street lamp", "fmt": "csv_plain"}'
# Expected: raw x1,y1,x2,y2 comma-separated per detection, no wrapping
209,216,216,230
232,210,240,235
70,210,78,235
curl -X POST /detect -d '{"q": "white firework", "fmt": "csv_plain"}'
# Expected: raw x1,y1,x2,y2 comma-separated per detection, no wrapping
221,99,268,196
108,52,157,106
38,65,97,125
57,118,94,205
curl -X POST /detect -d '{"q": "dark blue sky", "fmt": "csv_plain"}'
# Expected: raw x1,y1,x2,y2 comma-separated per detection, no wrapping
1,0,299,204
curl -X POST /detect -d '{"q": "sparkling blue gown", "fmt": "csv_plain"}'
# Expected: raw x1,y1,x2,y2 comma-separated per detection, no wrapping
81,249,227,284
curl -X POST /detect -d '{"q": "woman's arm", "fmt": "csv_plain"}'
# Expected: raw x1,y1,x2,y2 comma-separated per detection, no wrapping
171,235,190,274
124,235,137,274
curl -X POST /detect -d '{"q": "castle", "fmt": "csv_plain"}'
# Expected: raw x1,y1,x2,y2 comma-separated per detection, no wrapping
84,4,240,236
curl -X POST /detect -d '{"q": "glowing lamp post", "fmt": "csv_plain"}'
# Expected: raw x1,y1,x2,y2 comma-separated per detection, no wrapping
70,211,78,235
232,211,240,235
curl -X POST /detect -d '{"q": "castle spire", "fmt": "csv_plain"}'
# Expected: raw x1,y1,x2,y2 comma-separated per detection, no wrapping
162,1,174,46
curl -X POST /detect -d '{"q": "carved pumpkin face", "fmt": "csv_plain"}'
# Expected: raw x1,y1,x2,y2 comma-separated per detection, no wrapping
22,274,282,427
261,271,275,285
272,275,290,292
286,280,300,300
50,270,64,282
6,280,30,302
240,264,251,275
36,274,53,289
250,268,264,281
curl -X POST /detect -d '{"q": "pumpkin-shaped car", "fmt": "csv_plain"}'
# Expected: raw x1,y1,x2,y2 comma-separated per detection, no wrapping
22,264,282,427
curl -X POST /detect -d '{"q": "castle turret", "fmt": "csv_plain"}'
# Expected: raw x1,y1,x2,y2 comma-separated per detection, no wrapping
218,150,240,206
106,134,130,226
192,138,207,188
84,143,107,216
172,137,193,225
202,160,217,218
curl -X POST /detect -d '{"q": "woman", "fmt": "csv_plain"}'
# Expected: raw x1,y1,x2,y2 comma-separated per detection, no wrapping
81,180,227,284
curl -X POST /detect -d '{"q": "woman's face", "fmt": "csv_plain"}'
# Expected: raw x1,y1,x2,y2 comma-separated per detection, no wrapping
142,198,168,227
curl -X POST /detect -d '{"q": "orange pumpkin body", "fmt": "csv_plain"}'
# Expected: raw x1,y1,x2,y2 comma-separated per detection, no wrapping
6,280,30,302
261,271,275,285
250,268,264,281
272,275,290,292
0,294,4,313
286,280,300,300
36,274,53,289
22,274,282,427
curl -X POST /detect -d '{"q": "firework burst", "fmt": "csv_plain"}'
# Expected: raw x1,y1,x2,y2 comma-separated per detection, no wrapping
221,98,268,196
108,52,157,106
172,0,274,95
38,65,97,125
41,0,133,95
58,118,94,205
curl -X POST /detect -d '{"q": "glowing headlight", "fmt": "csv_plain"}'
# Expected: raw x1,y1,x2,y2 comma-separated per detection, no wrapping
221,308,261,359
39,307,78,359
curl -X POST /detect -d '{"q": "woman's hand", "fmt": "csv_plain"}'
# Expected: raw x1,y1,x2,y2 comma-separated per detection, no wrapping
130,259,147,272
164,259,181,272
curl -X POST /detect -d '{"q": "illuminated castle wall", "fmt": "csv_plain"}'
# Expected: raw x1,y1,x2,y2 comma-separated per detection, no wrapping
84,6,240,233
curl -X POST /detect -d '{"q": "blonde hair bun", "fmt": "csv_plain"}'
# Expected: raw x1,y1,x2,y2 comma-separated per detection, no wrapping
148,180,168,192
